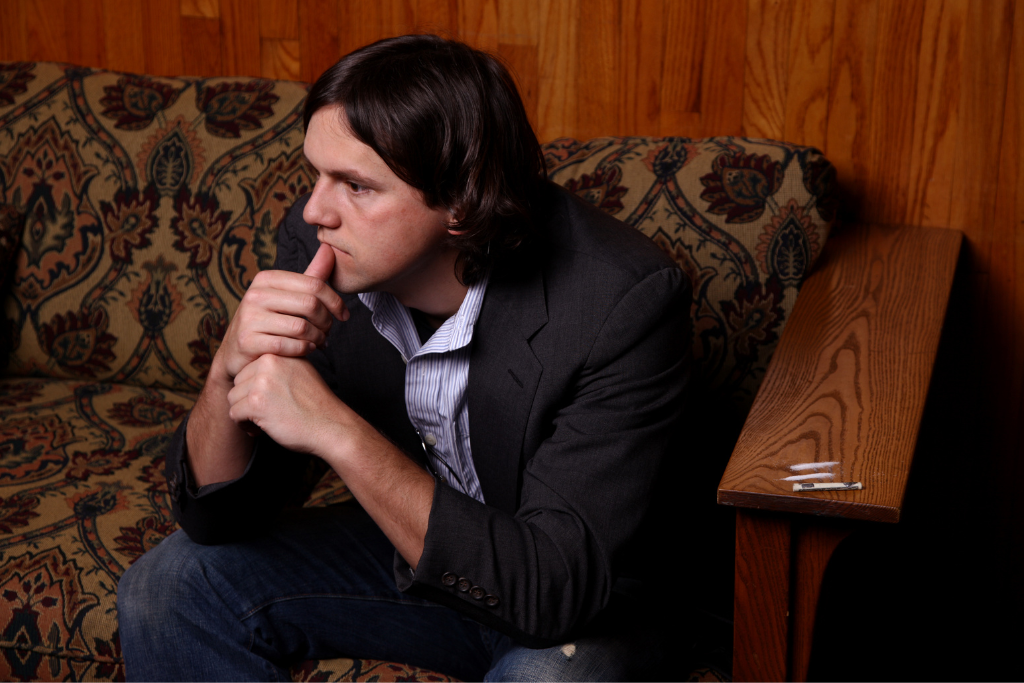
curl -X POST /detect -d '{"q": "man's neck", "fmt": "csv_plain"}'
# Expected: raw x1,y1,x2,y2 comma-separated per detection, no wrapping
387,249,468,327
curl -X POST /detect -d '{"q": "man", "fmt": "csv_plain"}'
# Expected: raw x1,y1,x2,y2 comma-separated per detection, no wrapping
118,34,692,681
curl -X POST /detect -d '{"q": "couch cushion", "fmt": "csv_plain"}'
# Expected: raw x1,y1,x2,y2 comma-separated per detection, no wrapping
0,378,193,679
544,137,837,409
0,377,412,682
0,62,314,392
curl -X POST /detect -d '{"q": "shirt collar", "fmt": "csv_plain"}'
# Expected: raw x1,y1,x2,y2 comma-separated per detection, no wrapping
358,272,489,357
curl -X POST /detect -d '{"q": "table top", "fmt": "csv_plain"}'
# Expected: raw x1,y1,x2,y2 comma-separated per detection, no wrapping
717,223,963,523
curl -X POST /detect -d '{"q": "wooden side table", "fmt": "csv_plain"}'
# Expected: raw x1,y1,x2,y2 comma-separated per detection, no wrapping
718,223,962,681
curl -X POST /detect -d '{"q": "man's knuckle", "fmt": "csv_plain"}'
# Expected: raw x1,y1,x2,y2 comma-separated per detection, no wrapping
301,294,320,315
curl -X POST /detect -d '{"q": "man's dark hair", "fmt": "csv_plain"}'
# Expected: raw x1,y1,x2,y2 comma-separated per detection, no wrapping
304,34,546,285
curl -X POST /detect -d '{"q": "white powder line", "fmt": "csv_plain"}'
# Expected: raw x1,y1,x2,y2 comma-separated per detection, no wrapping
782,472,836,482
789,461,840,472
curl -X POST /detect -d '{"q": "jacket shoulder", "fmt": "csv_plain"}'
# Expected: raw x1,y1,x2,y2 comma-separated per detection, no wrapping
539,183,679,284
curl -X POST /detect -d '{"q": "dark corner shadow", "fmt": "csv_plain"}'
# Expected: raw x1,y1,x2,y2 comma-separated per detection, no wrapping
807,242,1023,682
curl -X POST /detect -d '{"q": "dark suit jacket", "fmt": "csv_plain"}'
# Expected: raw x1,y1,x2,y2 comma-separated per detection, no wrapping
165,182,693,647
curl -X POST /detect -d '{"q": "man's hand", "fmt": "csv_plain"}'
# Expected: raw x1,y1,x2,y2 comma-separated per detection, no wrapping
226,346,436,572
185,242,347,487
215,242,348,382
226,354,344,456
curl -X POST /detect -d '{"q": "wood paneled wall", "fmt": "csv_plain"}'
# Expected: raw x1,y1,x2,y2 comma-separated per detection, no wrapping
2,0,1023,589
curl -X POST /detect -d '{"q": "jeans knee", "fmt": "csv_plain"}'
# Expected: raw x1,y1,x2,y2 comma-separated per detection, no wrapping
486,636,634,682
117,530,215,635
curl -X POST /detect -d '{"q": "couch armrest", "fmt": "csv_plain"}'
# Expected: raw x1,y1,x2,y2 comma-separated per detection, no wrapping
718,223,962,523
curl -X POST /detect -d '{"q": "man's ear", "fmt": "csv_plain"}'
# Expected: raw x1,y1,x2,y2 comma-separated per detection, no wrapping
446,206,467,235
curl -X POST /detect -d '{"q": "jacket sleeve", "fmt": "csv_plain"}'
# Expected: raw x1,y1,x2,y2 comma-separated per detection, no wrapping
165,196,329,544
396,264,692,646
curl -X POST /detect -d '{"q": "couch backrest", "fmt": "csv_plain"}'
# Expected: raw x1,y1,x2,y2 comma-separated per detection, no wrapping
545,137,836,408
1,62,313,393
1,62,836,409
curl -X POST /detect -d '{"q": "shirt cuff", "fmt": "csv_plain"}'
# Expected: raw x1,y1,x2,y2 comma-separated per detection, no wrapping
177,417,260,499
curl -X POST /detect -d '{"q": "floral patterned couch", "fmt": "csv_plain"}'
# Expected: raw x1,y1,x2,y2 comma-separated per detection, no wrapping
0,60,836,681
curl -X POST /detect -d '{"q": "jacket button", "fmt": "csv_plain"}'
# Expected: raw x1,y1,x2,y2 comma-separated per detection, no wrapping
470,586,485,600
485,594,499,608
457,578,471,592
441,572,457,587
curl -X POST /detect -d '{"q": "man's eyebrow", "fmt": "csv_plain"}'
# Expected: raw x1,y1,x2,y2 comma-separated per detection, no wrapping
304,155,379,186
328,168,382,189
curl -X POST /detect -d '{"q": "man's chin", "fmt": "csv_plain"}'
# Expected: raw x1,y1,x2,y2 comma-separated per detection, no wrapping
328,270,371,295
329,276,358,294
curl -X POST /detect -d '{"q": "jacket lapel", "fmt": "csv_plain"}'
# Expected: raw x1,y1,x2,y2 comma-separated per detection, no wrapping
468,252,547,515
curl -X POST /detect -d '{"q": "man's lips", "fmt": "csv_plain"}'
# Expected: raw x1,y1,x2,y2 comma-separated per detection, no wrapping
317,239,349,257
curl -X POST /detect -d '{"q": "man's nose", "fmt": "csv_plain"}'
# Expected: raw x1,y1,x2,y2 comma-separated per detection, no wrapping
303,180,337,228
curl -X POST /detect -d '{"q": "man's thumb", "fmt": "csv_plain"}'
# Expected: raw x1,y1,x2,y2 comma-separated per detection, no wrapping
304,242,335,281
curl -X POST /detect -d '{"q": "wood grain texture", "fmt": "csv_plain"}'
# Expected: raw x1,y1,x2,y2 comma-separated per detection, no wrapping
699,0,746,136
64,0,105,67
733,513,851,682
220,0,262,77
733,510,791,683
142,0,185,76
180,0,218,18
660,0,705,135
718,224,962,522
825,0,878,212
101,0,144,72
299,0,339,83
619,0,664,136
535,0,579,141
782,0,833,149
416,0,457,35
789,521,850,682
862,0,925,225
260,0,299,39
499,43,540,130
181,16,223,76
904,0,966,228
25,0,68,63
949,0,1015,270
261,38,301,81
337,1,382,57
743,0,794,140
577,0,619,139
459,0,499,53
383,0,416,36
0,2,26,62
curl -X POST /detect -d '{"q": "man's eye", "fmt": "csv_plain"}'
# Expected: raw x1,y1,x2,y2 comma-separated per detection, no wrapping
348,182,365,192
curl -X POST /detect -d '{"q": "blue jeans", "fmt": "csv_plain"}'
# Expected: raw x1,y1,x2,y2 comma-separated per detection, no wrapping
117,503,662,681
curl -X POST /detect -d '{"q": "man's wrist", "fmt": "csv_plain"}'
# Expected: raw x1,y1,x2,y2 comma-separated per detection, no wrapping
312,398,370,468
207,349,236,386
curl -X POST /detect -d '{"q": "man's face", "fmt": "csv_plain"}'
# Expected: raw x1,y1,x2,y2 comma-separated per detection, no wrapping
301,106,456,301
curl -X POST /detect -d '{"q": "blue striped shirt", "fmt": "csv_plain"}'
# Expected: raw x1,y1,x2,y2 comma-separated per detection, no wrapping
358,275,489,503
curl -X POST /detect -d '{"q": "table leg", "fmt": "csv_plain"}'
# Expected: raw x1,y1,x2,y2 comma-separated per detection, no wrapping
790,521,851,681
733,509,791,682
732,509,852,682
